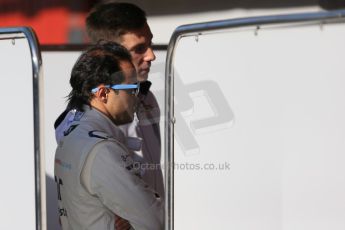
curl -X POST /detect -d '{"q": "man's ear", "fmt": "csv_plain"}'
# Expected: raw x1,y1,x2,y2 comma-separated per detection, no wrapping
95,87,109,103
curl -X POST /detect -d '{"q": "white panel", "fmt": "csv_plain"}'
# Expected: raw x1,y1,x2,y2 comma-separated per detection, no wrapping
0,36,36,229
174,22,345,229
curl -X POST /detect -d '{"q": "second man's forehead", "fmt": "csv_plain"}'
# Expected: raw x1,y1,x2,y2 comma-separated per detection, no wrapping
121,24,153,41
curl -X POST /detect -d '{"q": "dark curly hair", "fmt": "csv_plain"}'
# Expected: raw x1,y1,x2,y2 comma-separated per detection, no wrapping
67,41,132,111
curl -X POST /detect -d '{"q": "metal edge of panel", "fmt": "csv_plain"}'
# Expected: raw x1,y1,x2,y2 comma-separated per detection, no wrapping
164,32,179,230
164,8,345,230
21,27,45,230
173,9,345,37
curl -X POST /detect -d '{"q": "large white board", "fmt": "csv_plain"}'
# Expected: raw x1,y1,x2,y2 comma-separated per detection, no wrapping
173,18,345,229
0,29,44,230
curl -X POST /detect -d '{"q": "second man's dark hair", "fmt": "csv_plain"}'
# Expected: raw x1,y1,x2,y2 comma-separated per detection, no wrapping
86,2,147,43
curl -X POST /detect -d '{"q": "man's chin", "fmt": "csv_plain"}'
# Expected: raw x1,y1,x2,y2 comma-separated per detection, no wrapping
138,71,149,82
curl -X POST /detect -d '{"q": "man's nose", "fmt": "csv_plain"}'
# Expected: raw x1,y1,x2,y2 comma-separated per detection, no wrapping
144,47,156,62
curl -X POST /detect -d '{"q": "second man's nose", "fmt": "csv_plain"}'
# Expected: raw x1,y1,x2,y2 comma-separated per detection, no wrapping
144,47,156,62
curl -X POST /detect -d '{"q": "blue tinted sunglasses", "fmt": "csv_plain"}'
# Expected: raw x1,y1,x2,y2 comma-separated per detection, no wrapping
91,83,140,96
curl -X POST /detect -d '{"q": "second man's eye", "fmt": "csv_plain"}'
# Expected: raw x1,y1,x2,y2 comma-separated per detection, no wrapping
134,44,148,54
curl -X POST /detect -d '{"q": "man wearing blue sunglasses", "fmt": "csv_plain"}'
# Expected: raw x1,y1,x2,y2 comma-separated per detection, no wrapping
54,42,163,230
